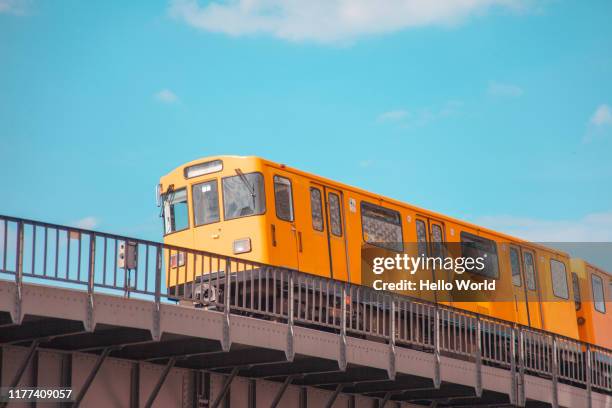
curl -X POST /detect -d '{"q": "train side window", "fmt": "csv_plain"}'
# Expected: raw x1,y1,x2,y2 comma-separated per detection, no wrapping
310,188,324,231
273,175,294,222
431,224,444,258
360,202,403,252
609,281,612,302
592,274,606,314
550,260,569,299
460,232,499,279
510,247,521,287
192,180,220,226
328,192,342,236
523,251,537,290
416,220,428,257
572,273,581,311
163,188,189,234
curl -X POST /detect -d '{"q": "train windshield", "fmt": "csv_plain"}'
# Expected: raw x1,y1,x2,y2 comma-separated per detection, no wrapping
222,172,265,220
163,188,189,234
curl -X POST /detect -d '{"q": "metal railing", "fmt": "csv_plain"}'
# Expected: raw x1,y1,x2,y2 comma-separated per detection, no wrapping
0,214,611,396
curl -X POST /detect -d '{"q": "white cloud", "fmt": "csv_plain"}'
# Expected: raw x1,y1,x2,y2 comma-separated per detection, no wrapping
169,0,528,43
589,104,612,127
359,159,374,168
0,0,29,15
378,100,462,127
74,217,99,230
378,109,409,122
154,89,179,103
474,211,612,242
487,81,523,98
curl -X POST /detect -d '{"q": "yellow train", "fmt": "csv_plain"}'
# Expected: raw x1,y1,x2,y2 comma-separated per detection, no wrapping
159,155,611,348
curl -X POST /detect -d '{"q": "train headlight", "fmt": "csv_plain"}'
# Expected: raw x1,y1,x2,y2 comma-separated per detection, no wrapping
233,238,251,254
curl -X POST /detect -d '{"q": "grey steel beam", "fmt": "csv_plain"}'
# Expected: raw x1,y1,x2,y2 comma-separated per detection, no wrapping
0,340,39,408
299,386,307,408
248,378,256,408
143,357,176,408
379,392,392,408
130,362,140,408
29,348,38,408
269,375,296,408
324,383,344,408
211,367,239,408
73,347,112,407
60,353,72,408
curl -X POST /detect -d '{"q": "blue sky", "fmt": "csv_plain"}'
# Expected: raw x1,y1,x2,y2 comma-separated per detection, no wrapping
1,0,611,243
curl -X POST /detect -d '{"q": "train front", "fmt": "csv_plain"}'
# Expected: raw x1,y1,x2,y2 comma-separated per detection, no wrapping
157,156,270,302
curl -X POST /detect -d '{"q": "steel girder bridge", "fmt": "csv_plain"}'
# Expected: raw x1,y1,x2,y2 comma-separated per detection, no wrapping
0,214,611,407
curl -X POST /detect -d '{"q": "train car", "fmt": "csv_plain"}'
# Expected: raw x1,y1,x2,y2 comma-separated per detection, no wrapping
571,259,612,349
158,155,580,340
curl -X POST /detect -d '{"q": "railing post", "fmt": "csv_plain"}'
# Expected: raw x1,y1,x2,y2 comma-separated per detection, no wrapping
222,258,231,352
474,316,482,398
152,246,162,341
286,269,295,362
14,221,24,324
552,336,559,408
510,326,517,406
517,327,525,407
433,306,441,389
85,234,96,332
338,283,347,371
388,296,396,381
586,344,592,408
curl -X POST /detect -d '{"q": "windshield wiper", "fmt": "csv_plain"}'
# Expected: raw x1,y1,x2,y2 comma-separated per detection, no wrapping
235,168,256,208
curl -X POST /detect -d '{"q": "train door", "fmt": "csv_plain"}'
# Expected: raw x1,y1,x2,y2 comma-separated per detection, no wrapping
521,248,543,329
414,215,447,303
313,184,348,281
509,245,531,326
293,184,332,278
270,172,299,270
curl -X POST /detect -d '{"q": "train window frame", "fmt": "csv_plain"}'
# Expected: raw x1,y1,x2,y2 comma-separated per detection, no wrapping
310,187,324,232
591,273,606,314
328,192,343,237
523,250,537,291
273,175,294,222
360,201,404,253
510,246,522,287
416,219,428,257
162,187,190,235
221,172,266,221
550,259,569,300
572,272,581,311
192,179,221,227
459,231,500,279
